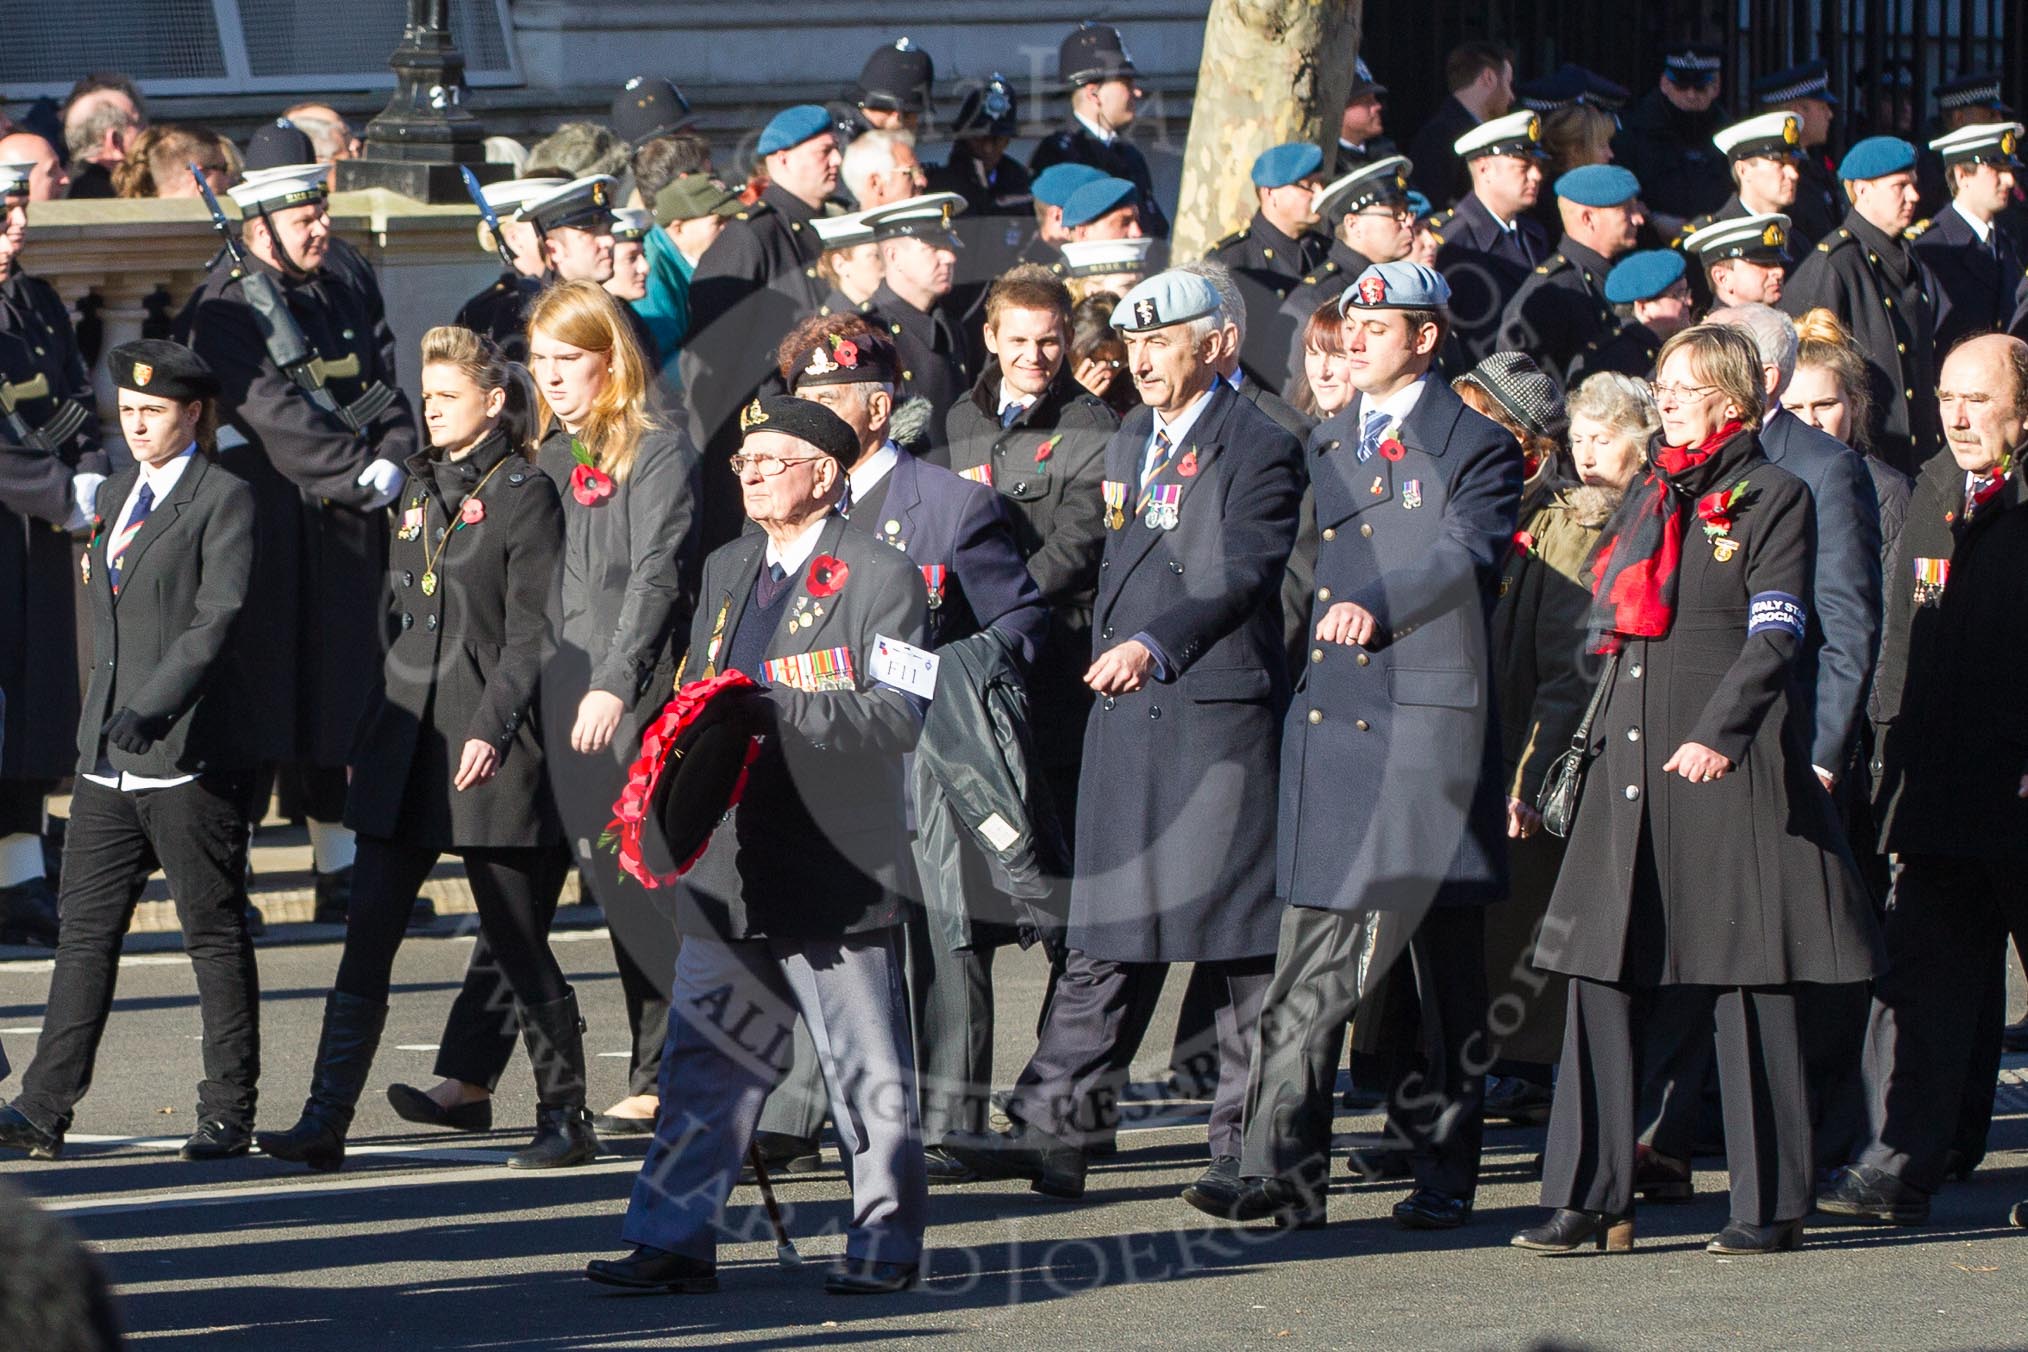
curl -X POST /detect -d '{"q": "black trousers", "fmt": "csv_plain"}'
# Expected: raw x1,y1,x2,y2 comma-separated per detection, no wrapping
1542,979,1811,1225
1006,948,1272,1159
333,838,570,1012
1241,904,1488,1197
13,774,260,1132
0,777,54,837
1857,853,2028,1191
906,905,997,1142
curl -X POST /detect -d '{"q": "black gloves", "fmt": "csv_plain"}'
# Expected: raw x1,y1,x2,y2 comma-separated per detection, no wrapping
102,708,169,755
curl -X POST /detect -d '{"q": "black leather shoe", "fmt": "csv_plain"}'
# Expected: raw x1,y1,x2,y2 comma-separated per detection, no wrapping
825,1258,920,1295
510,1105,600,1169
1228,1176,1326,1229
1816,1164,1930,1225
941,1124,1086,1199
739,1131,823,1182
1511,1208,1635,1253
387,1083,493,1133
180,1117,251,1161
923,1146,977,1183
592,1110,657,1137
1180,1154,1243,1215
242,903,267,939
2002,1015,2028,1055
312,867,352,925
1482,1074,1554,1125
2010,1199,2028,1229
1707,1218,1804,1254
407,896,437,930
0,1103,62,1159
585,1246,718,1293
1634,1144,1694,1202
1343,1141,1413,1181
1393,1186,1471,1230
0,878,59,948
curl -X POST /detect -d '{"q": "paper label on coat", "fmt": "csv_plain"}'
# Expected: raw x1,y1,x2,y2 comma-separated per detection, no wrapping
977,811,1021,853
871,634,939,699
1747,591,1807,638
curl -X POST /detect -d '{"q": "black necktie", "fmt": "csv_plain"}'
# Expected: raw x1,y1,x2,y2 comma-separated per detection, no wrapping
757,560,791,608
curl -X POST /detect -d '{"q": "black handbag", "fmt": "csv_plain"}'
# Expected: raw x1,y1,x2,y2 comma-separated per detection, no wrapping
1536,651,1619,839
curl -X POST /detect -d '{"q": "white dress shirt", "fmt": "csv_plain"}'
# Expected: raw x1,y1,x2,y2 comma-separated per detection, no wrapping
847,442,900,507
1143,385,1217,485
764,512,833,576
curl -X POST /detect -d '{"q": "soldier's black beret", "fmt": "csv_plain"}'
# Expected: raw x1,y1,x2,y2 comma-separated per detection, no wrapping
739,395,860,464
109,339,219,402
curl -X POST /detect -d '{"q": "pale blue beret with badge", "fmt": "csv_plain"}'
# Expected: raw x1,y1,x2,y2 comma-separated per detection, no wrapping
1339,260,1452,311
1110,269,1222,332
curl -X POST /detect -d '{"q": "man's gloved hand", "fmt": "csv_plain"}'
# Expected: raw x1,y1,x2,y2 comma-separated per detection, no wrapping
103,707,170,755
356,458,404,511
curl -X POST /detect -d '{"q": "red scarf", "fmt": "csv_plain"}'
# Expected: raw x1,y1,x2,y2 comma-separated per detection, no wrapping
1585,421,1747,654
1966,463,2010,517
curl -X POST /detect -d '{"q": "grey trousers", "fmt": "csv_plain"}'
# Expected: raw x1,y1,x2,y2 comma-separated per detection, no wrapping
758,906,999,1146
620,928,926,1265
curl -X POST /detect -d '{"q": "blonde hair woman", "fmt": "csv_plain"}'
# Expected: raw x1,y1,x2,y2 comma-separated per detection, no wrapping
399,281,703,1141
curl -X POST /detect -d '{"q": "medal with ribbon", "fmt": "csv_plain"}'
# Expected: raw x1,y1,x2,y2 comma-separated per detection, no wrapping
1102,479,1128,531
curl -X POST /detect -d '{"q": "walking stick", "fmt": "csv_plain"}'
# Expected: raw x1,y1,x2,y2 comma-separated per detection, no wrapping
746,1141,801,1266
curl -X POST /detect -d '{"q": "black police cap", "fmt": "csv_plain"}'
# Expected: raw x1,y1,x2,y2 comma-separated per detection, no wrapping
611,76,697,147
1060,21,1135,87
245,118,316,172
109,339,219,402
950,75,1019,139
857,38,934,115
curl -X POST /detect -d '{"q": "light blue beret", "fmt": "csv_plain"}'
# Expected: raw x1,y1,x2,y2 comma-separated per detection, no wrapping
1251,141,1325,188
1838,135,1918,181
1060,176,1138,229
1602,249,1687,304
1031,163,1107,206
1340,260,1452,310
1555,163,1642,207
757,104,833,156
1110,270,1222,332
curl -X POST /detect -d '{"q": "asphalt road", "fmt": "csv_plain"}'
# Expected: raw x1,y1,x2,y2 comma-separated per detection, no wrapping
1,926,2024,1351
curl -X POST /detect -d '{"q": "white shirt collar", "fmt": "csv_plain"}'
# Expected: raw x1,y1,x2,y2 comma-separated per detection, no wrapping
848,441,900,504
996,380,1032,419
1358,376,1428,429
137,444,197,494
764,514,833,575
1074,110,1116,146
1951,201,1995,243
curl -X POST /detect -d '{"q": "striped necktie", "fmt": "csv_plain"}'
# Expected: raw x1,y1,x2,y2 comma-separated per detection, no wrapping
108,482,154,594
1142,429,1175,491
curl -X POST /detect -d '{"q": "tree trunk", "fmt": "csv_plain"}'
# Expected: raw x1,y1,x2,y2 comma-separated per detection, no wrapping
1171,0,1363,262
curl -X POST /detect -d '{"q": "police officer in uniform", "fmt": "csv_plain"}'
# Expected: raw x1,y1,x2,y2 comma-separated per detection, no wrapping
0,341,260,1163
1432,112,1553,364
453,177,566,362
1912,123,2028,354
1269,156,1416,391
1029,23,1169,239
1570,249,1696,381
1208,142,1330,385
1336,59,1398,176
1612,47,1731,238
682,105,840,548
0,158,103,944
836,37,935,142
932,74,1031,218
177,160,414,920
1753,62,1842,245
1498,164,1647,384
1188,261,1521,1232
861,194,973,459
943,270,1301,1202
1780,137,1940,472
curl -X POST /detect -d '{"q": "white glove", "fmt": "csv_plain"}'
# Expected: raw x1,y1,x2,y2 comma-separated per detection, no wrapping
66,471,106,532
356,458,404,511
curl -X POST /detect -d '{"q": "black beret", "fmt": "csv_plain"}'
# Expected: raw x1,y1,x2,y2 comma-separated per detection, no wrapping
739,395,859,464
108,340,219,401
784,327,900,390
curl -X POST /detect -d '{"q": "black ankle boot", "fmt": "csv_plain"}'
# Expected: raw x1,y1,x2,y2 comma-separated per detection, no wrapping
509,989,600,1169
256,991,387,1172
1511,1207,1637,1253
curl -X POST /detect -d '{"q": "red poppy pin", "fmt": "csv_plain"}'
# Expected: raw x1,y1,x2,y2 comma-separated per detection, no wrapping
832,337,860,368
1177,449,1199,477
1035,433,1062,463
1379,438,1406,461
1512,529,1535,556
807,554,850,597
458,497,486,526
568,438,615,507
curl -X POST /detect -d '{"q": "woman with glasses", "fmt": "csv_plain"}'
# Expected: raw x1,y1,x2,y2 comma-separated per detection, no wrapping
1511,325,1877,1257
385,281,700,1153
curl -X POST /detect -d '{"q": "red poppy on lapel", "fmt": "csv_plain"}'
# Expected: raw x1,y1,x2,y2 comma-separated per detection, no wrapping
459,497,486,526
1177,449,1198,477
1035,433,1062,463
807,554,850,597
1379,438,1405,461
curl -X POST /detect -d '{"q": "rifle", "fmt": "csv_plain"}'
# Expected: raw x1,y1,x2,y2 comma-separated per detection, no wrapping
0,371,86,454
461,165,520,273
190,163,396,431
